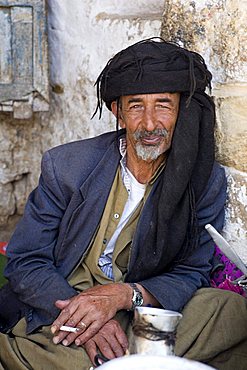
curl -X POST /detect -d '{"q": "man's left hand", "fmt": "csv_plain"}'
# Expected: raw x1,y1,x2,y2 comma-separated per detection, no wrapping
84,319,128,366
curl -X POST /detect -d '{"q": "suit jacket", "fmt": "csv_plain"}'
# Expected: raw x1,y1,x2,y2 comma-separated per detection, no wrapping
0,130,227,333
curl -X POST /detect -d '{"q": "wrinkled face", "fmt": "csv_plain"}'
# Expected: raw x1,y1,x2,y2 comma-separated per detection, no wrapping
111,93,180,162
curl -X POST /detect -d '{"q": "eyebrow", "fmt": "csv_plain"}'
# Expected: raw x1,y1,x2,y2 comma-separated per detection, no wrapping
127,97,174,104
127,98,143,104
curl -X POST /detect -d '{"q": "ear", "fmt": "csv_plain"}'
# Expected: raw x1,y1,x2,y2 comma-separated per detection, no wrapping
111,101,118,117
111,101,125,128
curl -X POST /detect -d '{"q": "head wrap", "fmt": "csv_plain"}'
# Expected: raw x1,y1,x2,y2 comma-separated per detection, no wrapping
94,38,215,281
93,37,212,117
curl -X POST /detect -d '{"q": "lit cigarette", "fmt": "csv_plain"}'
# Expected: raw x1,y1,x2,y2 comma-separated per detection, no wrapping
60,325,80,333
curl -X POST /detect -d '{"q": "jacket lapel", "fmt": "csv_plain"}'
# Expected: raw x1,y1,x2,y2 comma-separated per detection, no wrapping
55,140,121,277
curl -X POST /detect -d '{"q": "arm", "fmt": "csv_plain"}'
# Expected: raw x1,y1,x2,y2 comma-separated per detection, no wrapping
4,151,77,327
50,164,226,346
138,162,227,311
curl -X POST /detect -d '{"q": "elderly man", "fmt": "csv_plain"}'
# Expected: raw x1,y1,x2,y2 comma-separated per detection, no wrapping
0,38,247,370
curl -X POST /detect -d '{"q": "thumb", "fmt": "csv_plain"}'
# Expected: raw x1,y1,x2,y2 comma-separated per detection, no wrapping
55,299,71,308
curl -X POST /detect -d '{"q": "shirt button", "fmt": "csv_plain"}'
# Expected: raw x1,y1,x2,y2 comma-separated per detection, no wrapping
114,213,120,219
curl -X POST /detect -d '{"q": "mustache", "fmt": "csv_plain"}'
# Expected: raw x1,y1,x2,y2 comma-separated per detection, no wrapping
133,128,168,140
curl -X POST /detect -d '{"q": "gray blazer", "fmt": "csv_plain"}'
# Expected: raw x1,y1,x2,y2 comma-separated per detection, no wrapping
0,130,227,333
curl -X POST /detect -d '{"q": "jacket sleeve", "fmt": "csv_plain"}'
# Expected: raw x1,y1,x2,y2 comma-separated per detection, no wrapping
4,151,77,328
139,162,227,312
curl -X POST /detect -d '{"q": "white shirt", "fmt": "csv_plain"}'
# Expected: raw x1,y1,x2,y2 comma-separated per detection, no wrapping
98,138,146,279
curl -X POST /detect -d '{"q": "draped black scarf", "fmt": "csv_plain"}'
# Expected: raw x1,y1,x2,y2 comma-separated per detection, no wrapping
93,38,215,281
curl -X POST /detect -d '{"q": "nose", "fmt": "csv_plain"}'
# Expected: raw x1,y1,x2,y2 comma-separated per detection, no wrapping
142,106,156,131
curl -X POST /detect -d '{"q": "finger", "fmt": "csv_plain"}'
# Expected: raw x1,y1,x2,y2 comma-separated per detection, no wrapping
52,317,83,345
55,299,71,309
111,335,126,357
52,330,68,345
114,327,129,351
53,325,83,346
94,335,115,360
101,319,128,352
52,321,81,345
51,305,77,334
58,318,88,346
75,321,100,345
77,320,87,331
84,340,98,366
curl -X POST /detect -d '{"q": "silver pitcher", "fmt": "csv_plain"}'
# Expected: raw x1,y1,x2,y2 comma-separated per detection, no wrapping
129,307,182,356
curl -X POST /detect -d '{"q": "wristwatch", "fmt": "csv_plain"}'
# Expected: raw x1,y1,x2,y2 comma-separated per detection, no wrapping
128,283,144,310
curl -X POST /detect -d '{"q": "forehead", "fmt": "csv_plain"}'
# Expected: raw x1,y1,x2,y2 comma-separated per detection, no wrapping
121,92,180,105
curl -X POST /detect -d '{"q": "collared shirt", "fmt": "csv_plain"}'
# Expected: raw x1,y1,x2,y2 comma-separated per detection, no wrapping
98,138,146,279
98,137,166,279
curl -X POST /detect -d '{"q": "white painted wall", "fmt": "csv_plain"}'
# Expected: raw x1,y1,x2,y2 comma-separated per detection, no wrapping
47,0,164,147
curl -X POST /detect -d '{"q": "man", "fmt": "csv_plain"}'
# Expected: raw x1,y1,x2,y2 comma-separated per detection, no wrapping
0,38,247,370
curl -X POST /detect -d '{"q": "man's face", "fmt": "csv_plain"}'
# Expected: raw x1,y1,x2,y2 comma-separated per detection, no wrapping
112,93,180,163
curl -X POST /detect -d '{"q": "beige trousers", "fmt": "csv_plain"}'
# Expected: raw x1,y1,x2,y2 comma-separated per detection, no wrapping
0,288,247,370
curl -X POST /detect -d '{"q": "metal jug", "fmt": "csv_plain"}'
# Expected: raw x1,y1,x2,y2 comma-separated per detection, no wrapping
129,307,182,356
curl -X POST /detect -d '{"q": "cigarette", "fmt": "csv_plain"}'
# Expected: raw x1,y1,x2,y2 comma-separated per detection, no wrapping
60,325,80,333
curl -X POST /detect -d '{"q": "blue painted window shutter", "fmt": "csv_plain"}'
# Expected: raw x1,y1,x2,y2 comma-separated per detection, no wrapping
0,0,49,118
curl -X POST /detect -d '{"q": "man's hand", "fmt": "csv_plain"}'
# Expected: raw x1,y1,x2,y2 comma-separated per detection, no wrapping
84,319,128,366
51,283,132,346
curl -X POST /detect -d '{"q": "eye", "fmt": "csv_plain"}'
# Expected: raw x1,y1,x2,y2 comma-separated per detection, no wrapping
156,104,170,110
129,104,143,111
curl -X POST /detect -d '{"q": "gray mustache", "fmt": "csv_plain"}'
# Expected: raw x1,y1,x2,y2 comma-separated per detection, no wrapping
133,128,168,140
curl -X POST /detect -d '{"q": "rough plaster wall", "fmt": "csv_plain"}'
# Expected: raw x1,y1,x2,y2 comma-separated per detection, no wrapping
224,167,247,262
161,0,247,261
0,0,164,240
0,114,43,239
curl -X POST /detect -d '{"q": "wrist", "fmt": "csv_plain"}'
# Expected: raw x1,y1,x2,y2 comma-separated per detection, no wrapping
116,283,133,310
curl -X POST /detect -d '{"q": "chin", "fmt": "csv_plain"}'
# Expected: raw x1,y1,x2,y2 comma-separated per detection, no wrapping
135,144,162,162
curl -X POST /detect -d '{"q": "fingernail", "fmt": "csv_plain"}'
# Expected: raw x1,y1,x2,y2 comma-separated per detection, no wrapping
53,336,59,345
51,326,57,334
62,339,68,346
75,339,80,346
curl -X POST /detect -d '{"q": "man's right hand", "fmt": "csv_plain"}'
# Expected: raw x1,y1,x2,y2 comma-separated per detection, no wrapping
83,319,128,366
51,283,132,346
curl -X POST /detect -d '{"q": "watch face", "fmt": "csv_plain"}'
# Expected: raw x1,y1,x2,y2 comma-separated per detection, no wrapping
130,283,144,309
135,292,144,306
136,294,144,306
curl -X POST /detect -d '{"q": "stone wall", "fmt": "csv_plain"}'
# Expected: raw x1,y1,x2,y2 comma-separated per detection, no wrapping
0,0,164,240
161,0,247,261
0,0,246,263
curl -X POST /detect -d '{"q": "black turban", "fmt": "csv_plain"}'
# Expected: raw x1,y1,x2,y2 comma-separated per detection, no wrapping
93,38,212,115
94,38,215,282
